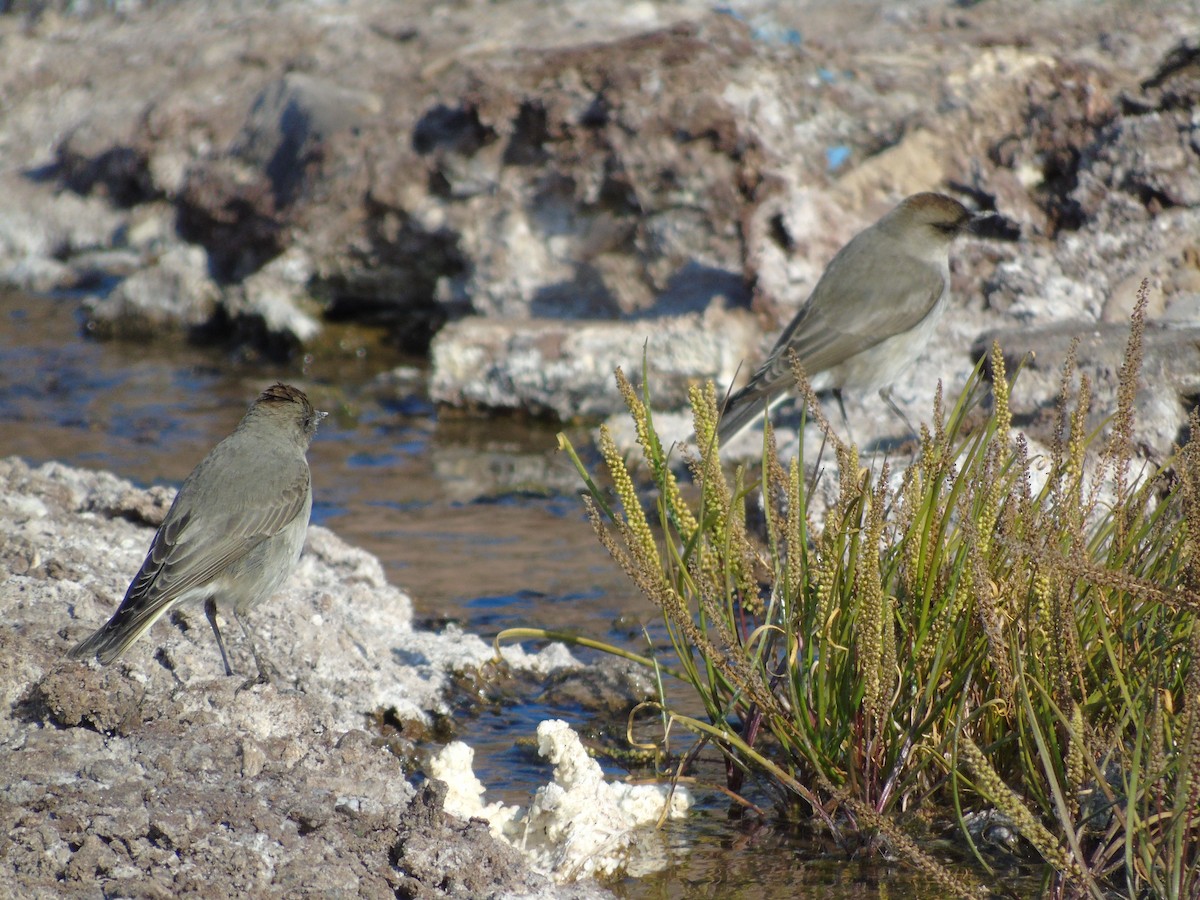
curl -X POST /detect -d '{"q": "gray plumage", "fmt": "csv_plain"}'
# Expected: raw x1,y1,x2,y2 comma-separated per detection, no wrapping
69,383,325,682
717,192,974,444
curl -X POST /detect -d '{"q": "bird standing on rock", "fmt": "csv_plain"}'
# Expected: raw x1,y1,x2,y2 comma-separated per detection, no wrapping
717,192,977,445
69,383,325,686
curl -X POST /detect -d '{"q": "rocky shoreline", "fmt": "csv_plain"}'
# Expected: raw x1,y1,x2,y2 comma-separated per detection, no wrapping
0,456,638,896
3,0,1198,455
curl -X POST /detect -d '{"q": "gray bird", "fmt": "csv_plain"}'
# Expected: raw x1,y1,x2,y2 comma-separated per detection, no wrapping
69,383,325,684
717,192,976,445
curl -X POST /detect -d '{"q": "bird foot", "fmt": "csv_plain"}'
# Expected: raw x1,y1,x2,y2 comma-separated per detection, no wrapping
234,670,271,694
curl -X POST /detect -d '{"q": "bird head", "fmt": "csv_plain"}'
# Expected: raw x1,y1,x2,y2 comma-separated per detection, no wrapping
876,192,977,264
250,383,327,445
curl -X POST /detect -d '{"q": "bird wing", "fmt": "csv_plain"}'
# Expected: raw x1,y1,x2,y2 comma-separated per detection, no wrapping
127,461,312,612
82,454,310,654
717,244,945,444
754,246,945,397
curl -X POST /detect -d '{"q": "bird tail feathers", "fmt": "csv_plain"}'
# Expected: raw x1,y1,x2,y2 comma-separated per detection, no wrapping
716,387,777,446
68,600,175,665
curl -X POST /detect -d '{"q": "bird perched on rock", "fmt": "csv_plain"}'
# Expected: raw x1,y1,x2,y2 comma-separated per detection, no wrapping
717,192,977,445
69,383,325,686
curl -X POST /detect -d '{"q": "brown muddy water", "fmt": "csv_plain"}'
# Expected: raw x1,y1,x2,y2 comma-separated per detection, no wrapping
1,289,965,897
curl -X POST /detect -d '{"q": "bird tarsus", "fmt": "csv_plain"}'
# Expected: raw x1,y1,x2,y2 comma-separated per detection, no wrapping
205,595,276,690
878,387,918,439
204,596,235,678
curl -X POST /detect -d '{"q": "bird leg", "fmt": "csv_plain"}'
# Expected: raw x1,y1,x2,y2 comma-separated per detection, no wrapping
204,596,235,678
831,388,855,443
879,387,918,438
233,609,276,690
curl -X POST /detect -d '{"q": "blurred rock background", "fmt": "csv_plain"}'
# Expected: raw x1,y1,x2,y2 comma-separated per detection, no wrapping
3,0,1196,451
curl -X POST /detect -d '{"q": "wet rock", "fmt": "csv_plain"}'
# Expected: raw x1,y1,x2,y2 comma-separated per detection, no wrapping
390,781,592,898
314,202,468,354
83,242,220,337
225,247,324,346
430,311,757,420
0,178,123,293
430,721,690,883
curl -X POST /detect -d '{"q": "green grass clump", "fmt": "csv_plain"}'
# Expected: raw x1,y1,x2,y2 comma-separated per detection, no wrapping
539,283,1197,897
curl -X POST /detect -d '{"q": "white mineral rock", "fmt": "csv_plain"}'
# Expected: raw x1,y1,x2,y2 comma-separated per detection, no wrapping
430,719,691,882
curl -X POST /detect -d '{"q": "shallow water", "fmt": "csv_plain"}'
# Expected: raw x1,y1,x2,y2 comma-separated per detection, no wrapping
0,289,642,631
1,289,948,897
